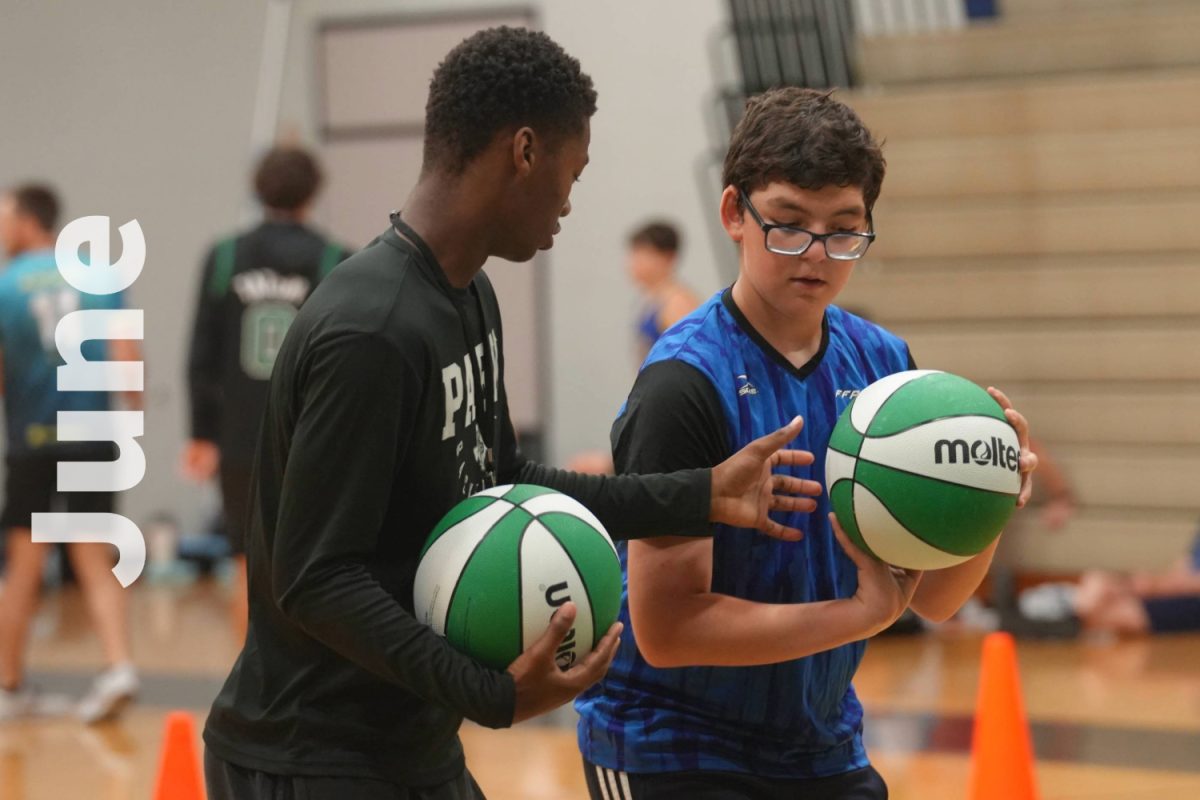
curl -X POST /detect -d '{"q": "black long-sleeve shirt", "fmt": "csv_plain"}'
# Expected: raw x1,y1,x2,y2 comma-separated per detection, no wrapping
203,220,712,786
187,220,350,463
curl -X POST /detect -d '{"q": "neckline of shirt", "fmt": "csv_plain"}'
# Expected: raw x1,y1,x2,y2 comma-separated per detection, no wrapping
720,286,830,381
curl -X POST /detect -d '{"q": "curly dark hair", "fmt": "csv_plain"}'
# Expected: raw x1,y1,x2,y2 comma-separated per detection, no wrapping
423,26,598,174
722,88,885,211
254,147,322,211
628,220,680,255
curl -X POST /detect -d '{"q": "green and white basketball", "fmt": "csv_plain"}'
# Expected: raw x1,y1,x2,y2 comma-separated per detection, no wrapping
826,370,1021,570
413,484,622,671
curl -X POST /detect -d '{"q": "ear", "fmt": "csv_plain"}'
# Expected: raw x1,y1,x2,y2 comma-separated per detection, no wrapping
510,127,536,177
719,185,745,244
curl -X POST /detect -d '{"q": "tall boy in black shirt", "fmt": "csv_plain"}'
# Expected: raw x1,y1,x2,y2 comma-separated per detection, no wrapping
203,27,820,800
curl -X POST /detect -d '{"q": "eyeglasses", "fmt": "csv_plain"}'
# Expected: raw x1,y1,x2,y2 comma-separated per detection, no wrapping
738,189,875,261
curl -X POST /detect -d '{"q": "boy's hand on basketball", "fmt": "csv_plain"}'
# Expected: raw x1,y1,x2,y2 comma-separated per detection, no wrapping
830,513,922,635
987,387,1038,509
709,416,822,541
508,602,623,724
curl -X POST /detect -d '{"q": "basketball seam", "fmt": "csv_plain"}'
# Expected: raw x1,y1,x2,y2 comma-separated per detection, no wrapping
852,372,931,434
539,513,603,653
503,485,556,504
421,497,505,559
444,505,531,652
855,474,1005,557
859,412,1012,440
516,511,528,654
852,480,968,556
831,419,866,459
853,456,1019,497
844,397,862,435
836,476,878,561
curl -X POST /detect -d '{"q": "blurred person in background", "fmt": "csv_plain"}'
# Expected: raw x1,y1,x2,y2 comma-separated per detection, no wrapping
565,221,701,477
628,220,699,361
1028,439,1075,531
1016,523,1200,637
183,146,350,642
0,183,142,723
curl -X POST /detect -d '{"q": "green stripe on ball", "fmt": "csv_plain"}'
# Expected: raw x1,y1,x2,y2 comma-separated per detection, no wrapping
502,484,561,504
829,404,866,458
830,479,879,560
420,495,499,558
445,507,533,669
866,373,1006,438
538,512,622,649
854,460,1013,556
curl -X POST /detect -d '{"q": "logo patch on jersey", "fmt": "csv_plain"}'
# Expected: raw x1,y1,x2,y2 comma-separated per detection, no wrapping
835,389,861,400
736,375,758,397
232,269,311,305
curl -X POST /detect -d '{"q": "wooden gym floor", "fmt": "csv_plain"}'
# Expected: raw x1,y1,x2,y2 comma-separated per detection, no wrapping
2,581,1198,799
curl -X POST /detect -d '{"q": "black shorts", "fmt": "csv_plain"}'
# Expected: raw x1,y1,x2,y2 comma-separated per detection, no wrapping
1143,596,1200,633
1,449,116,531
219,462,254,556
204,751,486,800
583,759,888,800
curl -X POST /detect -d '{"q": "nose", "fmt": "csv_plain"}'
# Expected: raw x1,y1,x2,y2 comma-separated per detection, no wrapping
799,236,828,262
561,197,572,218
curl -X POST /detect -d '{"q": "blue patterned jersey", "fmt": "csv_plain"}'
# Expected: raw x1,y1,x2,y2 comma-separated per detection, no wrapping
577,288,913,778
0,249,123,456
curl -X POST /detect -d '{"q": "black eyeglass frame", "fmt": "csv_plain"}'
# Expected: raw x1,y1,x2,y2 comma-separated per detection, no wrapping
738,188,876,260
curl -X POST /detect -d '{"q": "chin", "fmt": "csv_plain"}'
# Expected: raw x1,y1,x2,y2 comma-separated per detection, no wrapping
495,244,541,264
772,291,827,317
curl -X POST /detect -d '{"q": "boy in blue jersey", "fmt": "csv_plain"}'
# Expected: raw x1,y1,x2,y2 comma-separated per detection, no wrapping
0,185,142,723
576,88,1037,798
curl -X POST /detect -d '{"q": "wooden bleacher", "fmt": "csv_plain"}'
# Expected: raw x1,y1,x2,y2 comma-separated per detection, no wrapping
839,5,1200,571
858,3,1200,85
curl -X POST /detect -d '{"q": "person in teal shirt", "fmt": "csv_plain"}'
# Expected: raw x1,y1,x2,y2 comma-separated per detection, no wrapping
0,184,142,723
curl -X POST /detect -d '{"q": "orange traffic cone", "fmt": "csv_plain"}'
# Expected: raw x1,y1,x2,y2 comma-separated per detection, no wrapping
968,632,1039,800
153,711,205,800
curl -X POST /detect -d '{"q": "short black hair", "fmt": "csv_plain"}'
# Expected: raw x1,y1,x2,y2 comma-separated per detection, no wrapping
723,88,885,211
254,147,322,211
11,184,60,232
628,221,680,255
423,26,598,174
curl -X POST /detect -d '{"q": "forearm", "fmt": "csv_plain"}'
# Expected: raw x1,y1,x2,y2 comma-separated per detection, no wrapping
1135,570,1200,597
111,339,144,410
632,590,873,668
277,557,516,728
187,292,222,439
1030,439,1072,500
509,461,711,540
264,334,516,723
910,538,1000,623
188,379,221,440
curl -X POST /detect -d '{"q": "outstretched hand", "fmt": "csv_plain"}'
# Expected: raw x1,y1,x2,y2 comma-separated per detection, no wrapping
709,416,823,541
